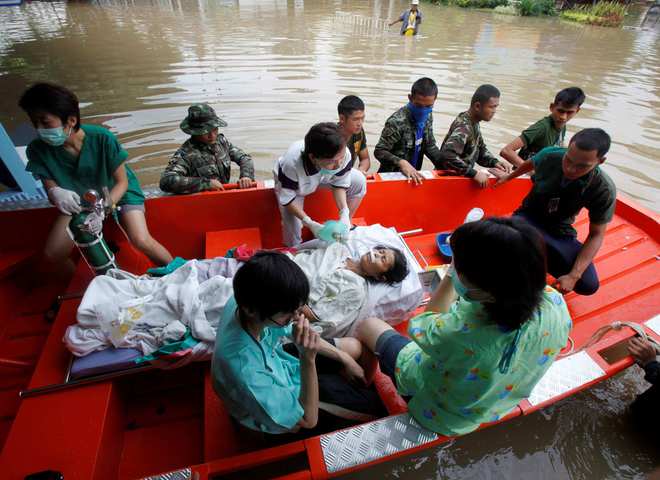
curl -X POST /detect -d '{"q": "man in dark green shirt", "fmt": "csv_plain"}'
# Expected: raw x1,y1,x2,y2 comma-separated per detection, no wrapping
495,128,616,296
337,95,370,176
500,87,585,168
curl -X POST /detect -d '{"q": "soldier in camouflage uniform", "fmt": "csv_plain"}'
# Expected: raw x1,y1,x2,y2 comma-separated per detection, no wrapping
438,84,511,188
160,104,255,194
374,77,443,185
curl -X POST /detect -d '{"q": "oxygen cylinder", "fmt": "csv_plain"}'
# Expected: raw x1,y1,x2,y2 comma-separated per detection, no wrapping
68,206,117,275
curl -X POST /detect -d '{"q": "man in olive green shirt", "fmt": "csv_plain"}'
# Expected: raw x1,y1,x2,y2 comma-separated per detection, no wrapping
500,87,585,167
338,95,370,175
495,128,616,295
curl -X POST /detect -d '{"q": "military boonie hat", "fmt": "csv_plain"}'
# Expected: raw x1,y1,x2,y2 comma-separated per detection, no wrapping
180,103,227,135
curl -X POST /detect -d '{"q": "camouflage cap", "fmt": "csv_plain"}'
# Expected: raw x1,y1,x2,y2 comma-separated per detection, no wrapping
180,103,227,135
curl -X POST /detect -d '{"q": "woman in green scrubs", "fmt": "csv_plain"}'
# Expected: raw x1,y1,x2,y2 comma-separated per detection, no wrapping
18,83,173,276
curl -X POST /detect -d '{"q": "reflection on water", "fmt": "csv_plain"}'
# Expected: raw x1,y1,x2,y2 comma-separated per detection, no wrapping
0,2,658,473
0,0,658,211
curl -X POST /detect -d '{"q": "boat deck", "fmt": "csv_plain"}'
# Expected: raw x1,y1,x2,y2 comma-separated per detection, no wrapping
0,176,657,479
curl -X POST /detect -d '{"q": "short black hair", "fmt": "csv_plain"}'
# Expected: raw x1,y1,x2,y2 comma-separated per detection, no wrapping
450,216,547,330
233,251,309,321
303,122,346,160
471,84,500,107
338,95,365,117
375,245,409,285
18,82,81,131
554,87,585,108
570,128,611,158
411,77,438,98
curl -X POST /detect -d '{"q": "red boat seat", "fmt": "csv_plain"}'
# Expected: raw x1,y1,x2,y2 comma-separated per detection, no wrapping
205,227,262,259
203,369,267,460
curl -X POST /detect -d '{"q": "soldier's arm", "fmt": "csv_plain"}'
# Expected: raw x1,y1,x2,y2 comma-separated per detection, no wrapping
227,140,256,180
477,134,500,168
374,120,405,169
159,150,210,194
437,128,476,178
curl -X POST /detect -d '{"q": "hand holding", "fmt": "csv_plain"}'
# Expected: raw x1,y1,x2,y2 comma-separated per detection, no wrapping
399,161,424,185
628,337,657,366
302,216,324,239
472,170,489,189
49,186,81,215
554,274,578,294
237,177,254,189
208,179,225,191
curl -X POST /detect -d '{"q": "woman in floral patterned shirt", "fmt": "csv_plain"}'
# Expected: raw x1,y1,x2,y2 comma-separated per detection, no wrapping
357,216,571,436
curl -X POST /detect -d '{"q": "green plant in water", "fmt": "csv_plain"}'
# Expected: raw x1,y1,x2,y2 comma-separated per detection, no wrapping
560,1,627,27
517,0,556,16
494,4,518,14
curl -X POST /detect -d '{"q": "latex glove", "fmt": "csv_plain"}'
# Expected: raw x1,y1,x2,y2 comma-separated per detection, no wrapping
338,207,351,228
48,186,81,215
302,216,323,239
82,210,104,235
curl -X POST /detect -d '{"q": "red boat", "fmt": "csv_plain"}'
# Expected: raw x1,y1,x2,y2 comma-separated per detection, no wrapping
0,172,658,479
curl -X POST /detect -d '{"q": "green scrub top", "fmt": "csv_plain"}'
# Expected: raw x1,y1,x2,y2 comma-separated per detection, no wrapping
395,287,572,436
211,296,304,434
26,124,144,205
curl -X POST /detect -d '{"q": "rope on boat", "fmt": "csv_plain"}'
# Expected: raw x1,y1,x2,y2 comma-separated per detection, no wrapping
558,321,660,359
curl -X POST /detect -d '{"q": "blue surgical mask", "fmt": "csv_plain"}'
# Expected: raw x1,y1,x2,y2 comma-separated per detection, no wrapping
451,273,493,303
318,166,343,176
37,126,70,146
407,102,433,125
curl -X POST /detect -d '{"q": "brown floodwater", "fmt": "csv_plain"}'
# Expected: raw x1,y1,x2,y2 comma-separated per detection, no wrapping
1,0,658,477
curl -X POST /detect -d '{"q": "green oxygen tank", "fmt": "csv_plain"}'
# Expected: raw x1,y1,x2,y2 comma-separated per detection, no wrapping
67,189,117,275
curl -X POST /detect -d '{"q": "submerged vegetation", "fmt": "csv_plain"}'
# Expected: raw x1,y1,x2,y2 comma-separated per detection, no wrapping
430,0,628,25
560,1,628,26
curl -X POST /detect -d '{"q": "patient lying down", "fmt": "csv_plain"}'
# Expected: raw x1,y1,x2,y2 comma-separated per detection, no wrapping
64,239,411,362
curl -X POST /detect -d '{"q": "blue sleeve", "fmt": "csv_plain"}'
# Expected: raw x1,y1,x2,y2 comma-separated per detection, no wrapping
243,362,304,431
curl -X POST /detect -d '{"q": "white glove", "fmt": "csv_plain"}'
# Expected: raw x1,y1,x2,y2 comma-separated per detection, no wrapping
82,211,104,235
302,216,323,239
338,207,351,228
48,186,81,215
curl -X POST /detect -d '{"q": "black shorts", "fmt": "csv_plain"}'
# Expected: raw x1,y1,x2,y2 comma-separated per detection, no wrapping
374,329,412,388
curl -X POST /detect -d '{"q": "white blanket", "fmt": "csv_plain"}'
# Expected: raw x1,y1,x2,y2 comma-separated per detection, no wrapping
64,225,424,356
64,259,235,357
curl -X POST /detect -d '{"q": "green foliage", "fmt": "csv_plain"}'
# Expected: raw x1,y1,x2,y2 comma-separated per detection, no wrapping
494,4,518,14
517,0,556,16
560,1,627,27
435,0,509,9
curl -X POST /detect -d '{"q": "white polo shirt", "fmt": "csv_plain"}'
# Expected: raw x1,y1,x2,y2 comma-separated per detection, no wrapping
273,140,353,206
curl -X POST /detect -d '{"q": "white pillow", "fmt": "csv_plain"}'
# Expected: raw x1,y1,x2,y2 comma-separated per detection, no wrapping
344,225,424,325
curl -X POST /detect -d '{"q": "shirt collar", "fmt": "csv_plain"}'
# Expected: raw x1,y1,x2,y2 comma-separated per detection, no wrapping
302,152,319,176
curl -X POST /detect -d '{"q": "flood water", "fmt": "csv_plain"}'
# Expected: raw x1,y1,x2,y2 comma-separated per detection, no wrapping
1,0,659,477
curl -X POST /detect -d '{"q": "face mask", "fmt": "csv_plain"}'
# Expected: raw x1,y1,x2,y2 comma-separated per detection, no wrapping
407,102,433,124
37,126,71,146
451,273,493,303
318,165,343,176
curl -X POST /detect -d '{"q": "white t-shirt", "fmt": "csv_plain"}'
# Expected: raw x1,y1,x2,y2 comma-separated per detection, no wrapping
273,140,353,206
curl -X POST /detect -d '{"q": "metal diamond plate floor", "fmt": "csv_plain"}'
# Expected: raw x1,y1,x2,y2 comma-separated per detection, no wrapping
320,413,438,473
528,350,605,406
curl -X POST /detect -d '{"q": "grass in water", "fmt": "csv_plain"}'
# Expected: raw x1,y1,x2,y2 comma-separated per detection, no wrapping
560,1,628,26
